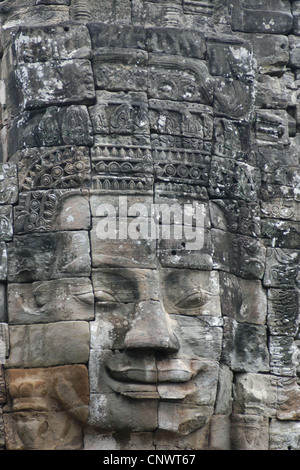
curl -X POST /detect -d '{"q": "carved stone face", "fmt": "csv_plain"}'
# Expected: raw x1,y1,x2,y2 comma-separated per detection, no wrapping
88,262,222,439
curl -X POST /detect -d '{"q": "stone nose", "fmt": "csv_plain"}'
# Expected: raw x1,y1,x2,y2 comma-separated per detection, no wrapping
124,300,180,352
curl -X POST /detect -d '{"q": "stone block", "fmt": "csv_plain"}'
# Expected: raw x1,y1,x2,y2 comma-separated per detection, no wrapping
212,118,252,162
219,272,267,325
209,415,231,450
231,1,293,34
209,157,260,202
255,109,290,146
6,321,90,368
14,190,91,234
3,23,91,64
0,243,7,281
0,323,9,365
255,75,294,109
210,199,260,238
263,248,300,288
0,163,18,205
0,206,13,241
91,217,156,269
88,392,158,433
213,78,254,121
157,227,213,270
146,27,206,59
161,268,221,316
261,219,300,249
10,59,95,115
173,315,223,362
239,33,289,74
270,420,300,450
214,364,233,415
206,36,253,82
88,23,147,50
212,229,266,280
158,402,214,437
8,105,94,155
92,48,148,93
7,278,94,324
11,146,91,192
148,54,214,105
1,6,70,30
0,284,6,323
7,231,91,282
267,288,299,337
3,364,89,450
92,267,160,304
222,318,270,372
230,414,269,450
89,90,150,138
269,334,297,376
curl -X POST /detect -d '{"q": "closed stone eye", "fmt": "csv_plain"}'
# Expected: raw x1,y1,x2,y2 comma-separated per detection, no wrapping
174,289,211,311
94,290,120,306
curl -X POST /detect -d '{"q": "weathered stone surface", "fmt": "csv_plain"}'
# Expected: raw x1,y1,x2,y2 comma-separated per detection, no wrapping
0,243,7,281
6,321,89,368
212,229,266,280
147,27,206,59
209,157,260,202
210,199,260,238
0,408,4,448
0,284,6,323
2,0,300,452
214,364,233,415
269,334,297,376
0,365,7,404
90,90,150,139
0,323,9,365
8,59,95,116
0,163,18,205
231,0,293,35
239,33,289,74
219,272,267,325
0,206,13,241
230,414,269,450
3,23,91,64
206,36,253,82
213,78,254,121
270,420,300,450
173,315,223,362
11,146,91,191
222,318,269,372
8,278,94,324
8,105,94,155
263,248,300,288
212,118,252,162
3,364,89,450
1,5,70,30
209,415,231,450
7,231,91,282
161,269,221,317
91,217,156,269
14,190,91,234
255,109,290,146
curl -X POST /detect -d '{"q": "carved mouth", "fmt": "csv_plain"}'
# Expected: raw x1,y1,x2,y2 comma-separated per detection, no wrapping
105,357,203,400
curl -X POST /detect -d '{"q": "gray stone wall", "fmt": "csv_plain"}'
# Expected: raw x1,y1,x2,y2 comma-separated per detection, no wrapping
0,0,299,450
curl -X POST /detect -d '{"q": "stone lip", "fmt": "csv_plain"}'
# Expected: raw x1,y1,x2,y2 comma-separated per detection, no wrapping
105,356,205,400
